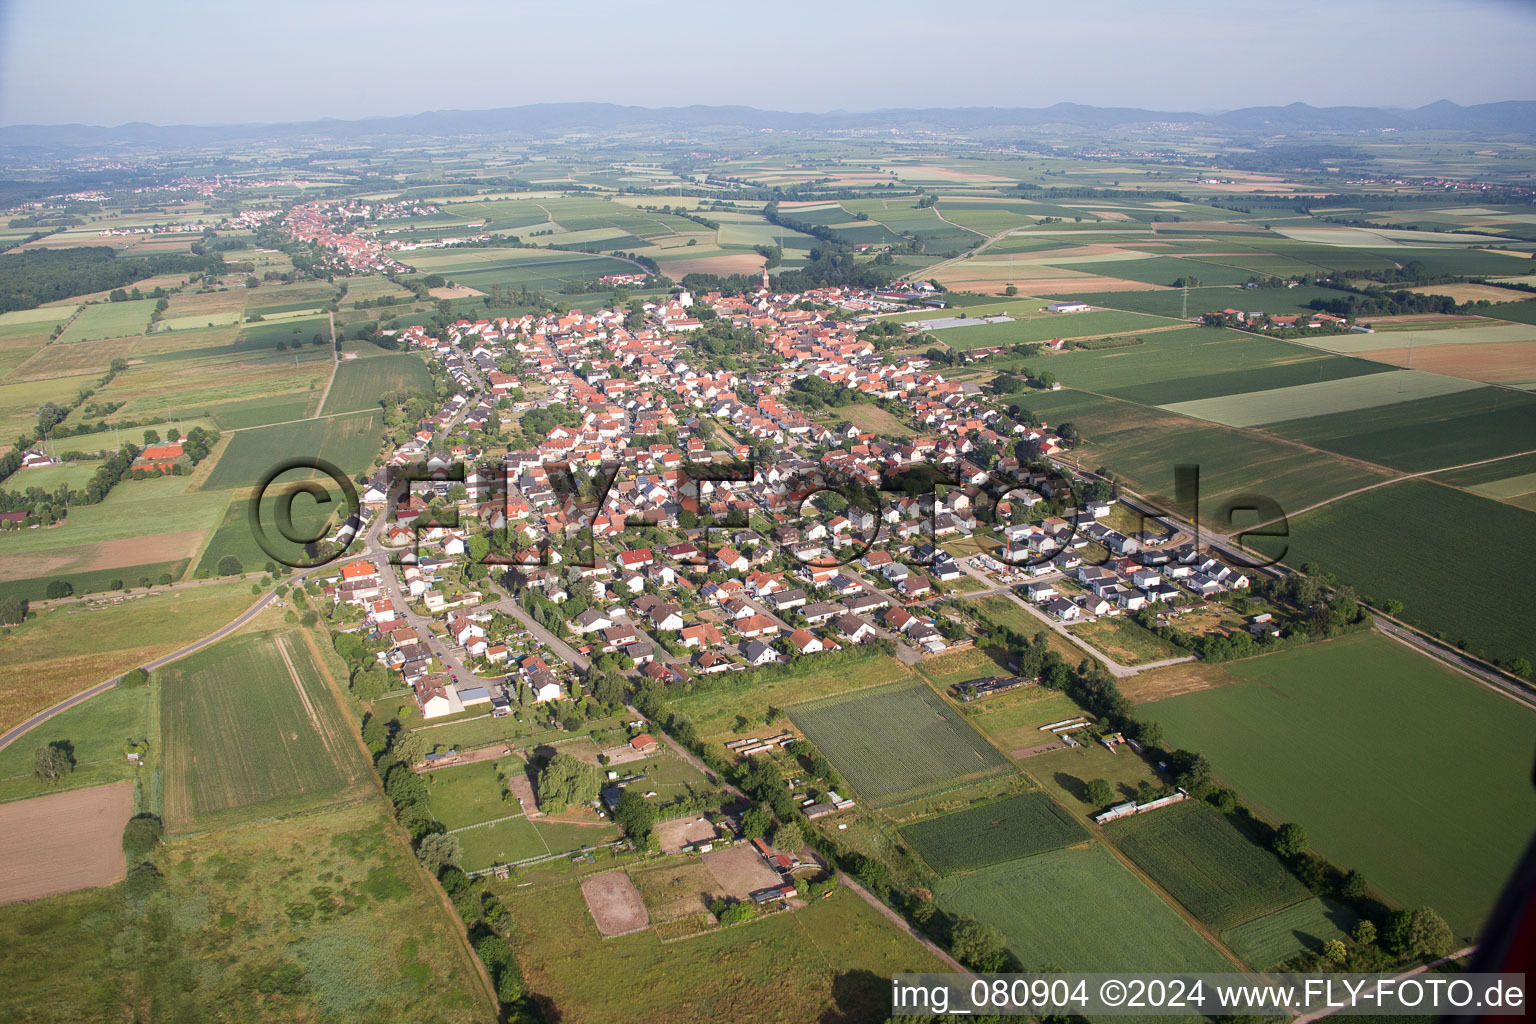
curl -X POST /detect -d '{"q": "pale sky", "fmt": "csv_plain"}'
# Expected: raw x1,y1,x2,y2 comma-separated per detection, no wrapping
1,0,1534,126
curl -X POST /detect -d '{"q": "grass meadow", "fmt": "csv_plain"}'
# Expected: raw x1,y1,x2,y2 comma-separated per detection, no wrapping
1146,631,1536,937
56,299,155,343
505,881,944,1024
0,797,496,1023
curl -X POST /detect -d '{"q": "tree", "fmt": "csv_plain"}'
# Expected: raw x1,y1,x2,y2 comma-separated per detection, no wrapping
122,813,164,861
1353,919,1377,946
1273,822,1308,859
0,595,25,625
772,819,805,853
143,429,160,445
216,555,243,576
1384,598,1404,616
1322,938,1347,964
1084,778,1115,806
1340,869,1368,900
614,787,657,842
740,804,773,839
950,918,1008,971
416,832,461,876
1510,656,1533,680
45,579,72,599
391,730,428,768
1383,907,1454,960
536,752,601,813
121,668,149,688
33,744,73,785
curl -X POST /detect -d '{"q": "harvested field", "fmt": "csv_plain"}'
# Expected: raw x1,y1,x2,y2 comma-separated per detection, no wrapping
428,285,482,299
703,843,783,899
0,530,203,581
1119,660,1236,703
581,871,650,936
0,781,133,905
1350,340,1536,385
1407,283,1533,304
665,253,765,277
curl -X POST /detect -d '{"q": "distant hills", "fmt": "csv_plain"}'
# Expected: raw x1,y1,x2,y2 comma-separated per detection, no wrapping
3,99,1535,151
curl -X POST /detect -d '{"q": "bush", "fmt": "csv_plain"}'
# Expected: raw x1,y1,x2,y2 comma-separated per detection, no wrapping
120,667,149,688
217,555,243,576
123,860,163,900
719,900,757,925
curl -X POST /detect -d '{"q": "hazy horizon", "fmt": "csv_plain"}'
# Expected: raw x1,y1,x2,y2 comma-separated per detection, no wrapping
2,0,1534,128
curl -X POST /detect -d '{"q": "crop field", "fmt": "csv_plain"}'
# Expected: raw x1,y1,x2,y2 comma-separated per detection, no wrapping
1020,389,1393,519
1221,897,1362,970
56,299,155,343
199,410,381,490
933,843,1232,972
399,246,638,292
788,680,1012,806
1287,480,1536,665
1106,800,1310,929
900,792,1088,874
507,881,944,1024
1159,368,1481,428
925,309,1176,350
192,490,341,576
424,758,516,829
320,352,431,415
1146,631,1536,937
0,797,496,1023
206,390,317,429
159,628,365,828
1432,451,1536,510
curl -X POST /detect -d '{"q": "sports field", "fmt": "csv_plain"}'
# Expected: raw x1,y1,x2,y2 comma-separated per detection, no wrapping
1145,631,1536,937
159,628,364,828
424,758,517,830
319,352,432,415
1287,479,1536,666
933,843,1232,972
1106,800,1310,929
199,410,381,489
1221,897,1362,970
900,792,1087,874
788,680,1012,806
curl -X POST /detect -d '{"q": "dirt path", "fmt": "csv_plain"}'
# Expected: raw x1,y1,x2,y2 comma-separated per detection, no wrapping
314,308,340,413
838,872,974,976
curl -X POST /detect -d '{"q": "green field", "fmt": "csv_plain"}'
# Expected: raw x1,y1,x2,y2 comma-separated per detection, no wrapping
933,843,1232,972
789,681,1012,806
1020,388,1392,519
193,489,349,576
1268,386,1536,472
1146,631,1536,937
900,792,1088,874
0,459,103,495
199,410,381,490
207,391,317,429
57,299,155,342
159,628,364,827
320,352,432,415
665,652,914,739
1287,480,1536,665
1160,369,1480,428
926,309,1176,351
1221,897,1362,970
1069,616,1186,666
1107,800,1311,929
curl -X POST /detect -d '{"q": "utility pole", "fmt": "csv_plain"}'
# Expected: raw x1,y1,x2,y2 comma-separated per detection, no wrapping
1181,282,1189,320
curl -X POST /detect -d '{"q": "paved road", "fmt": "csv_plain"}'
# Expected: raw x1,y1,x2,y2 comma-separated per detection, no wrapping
1293,946,1475,1023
